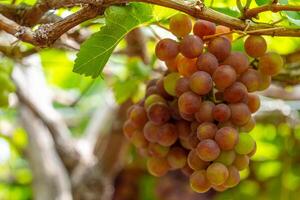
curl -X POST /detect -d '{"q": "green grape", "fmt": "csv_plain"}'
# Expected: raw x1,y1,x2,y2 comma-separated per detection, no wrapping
235,133,255,154
163,72,181,96
215,150,236,166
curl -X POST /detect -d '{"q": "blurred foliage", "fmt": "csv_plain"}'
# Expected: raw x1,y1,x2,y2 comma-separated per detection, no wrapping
0,0,300,199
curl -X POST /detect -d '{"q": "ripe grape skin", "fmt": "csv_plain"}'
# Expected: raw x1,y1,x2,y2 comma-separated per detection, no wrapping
158,123,178,147
123,120,139,139
196,139,220,161
223,82,248,103
258,73,271,91
193,20,216,38
206,162,229,186
178,91,202,114
143,121,160,143
146,86,158,97
144,94,167,109
180,112,195,122
131,130,148,148
246,94,260,113
181,164,194,176
148,143,169,157
155,38,179,61
215,150,236,166
215,25,232,41
195,101,215,123
163,72,181,96
129,105,147,126
244,35,267,58
169,13,192,37
224,166,240,188
156,78,173,100
235,133,255,154
187,132,200,149
215,127,239,150
165,57,179,72
169,99,181,120
239,68,261,92
180,35,204,58
147,157,170,177
177,56,198,77
176,120,191,140
208,37,231,62
212,103,231,123
187,149,210,170
213,65,237,90
197,122,218,140
196,52,219,75
175,77,190,97
167,147,187,169
240,117,256,132
248,142,257,157
233,154,249,170
147,103,171,125
259,52,284,76
223,52,249,74
189,71,213,95
190,170,211,193
229,103,251,126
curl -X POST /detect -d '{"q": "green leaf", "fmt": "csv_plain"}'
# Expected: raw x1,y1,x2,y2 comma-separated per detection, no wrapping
255,0,272,6
73,3,154,78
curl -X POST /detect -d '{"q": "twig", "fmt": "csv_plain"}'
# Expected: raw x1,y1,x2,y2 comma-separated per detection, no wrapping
244,4,300,19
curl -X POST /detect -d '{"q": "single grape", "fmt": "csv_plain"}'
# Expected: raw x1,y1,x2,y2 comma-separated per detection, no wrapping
189,71,213,95
213,65,237,90
258,73,271,91
215,127,239,150
195,101,215,123
193,20,216,38
235,133,255,154
158,123,178,147
215,150,236,166
240,117,256,133
212,103,231,122
129,105,147,126
246,94,260,113
196,139,220,161
190,170,211,193
177,55,198,77
175,77,190,97
169,13,192,37
233,154,249,170
147,103,170,125
155,38,179,61
180,112,195,122
244,35,267,58
248,142,257,157
143,121,161,143
146,86,158,97
131,130,148,148
259,52,284,76
144,94,167,109
156,78,172,100
196,52,219,75
197,122,218,140
163,72,181,96
180,35,204,58
223,82,248,103
186,132,200,149
147,157,170,177
187,149,210,170
229,103,251,126
208,37,231,61
176,120,191,140
224,166,240,188
215,25,232,41
167,147,187,169
206,162,229,186
239,69,261,92
148,143,169,157
178,91,201,114
223,52,249,74
123,120,139,139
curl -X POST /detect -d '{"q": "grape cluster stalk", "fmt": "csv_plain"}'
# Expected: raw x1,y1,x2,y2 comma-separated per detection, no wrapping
123,13,283,193
0,66,15,107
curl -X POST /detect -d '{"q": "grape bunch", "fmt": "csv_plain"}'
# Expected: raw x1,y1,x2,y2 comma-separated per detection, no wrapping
0,65,15,107
123,13,283,193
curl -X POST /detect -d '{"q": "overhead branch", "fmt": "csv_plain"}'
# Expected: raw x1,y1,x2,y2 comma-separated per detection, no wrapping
244,4,300,19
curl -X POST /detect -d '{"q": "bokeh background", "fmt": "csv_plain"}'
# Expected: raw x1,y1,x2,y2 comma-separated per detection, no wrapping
1,0,300,199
